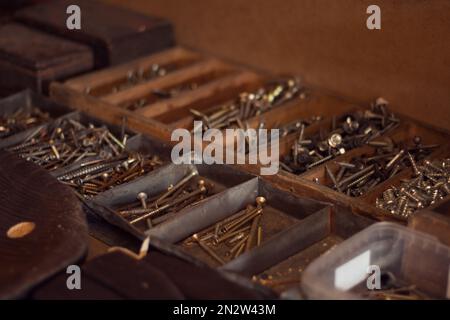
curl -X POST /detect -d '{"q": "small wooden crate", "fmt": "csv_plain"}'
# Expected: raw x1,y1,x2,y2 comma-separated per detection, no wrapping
50,46,267,141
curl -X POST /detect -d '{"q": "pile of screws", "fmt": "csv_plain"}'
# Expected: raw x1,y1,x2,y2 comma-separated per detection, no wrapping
57,153,163,197
116,170,213,228
281,98,400,174
190,77,302,132
322,137,438,197
376,158,450,219
182,196,266,266
6,118,127,171
0,108,50,139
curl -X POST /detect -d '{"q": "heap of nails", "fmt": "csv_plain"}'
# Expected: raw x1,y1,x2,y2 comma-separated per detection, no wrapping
0,108,50,139
376,158,450,219
183,196,266,266
280,98,400,174
57,153,163,197
323,136,438,197
117,170,212,229
7,118,129,171
4,117,163,197
190,77,302,132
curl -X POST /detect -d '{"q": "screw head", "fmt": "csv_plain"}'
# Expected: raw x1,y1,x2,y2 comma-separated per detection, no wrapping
256,196,266,207
137,192,148,201
328,133,342,148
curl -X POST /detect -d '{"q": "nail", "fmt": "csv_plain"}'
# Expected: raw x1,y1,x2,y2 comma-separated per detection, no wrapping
137,192,148,209
193,234,225,265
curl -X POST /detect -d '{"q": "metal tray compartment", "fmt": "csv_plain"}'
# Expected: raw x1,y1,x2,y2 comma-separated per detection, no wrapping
0,90,72,148
143,177,330,269
89,163,256,240
233,208,375,294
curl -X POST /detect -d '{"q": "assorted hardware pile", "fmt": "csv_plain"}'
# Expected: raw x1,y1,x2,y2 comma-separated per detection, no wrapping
190,77,302,132
2,115,164,197
183,196,266,266
281,99,400,174
57,153,163,197
321,137,438,197
7,117,128,171
0,107,50,139
116,170,213,229
376,158,450,219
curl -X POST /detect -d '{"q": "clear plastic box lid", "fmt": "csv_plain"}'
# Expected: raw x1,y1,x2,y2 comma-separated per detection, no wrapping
301,222,450,300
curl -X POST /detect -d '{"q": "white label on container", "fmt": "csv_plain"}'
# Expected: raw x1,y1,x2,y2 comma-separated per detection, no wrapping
334,250,371,291
447,265,450,299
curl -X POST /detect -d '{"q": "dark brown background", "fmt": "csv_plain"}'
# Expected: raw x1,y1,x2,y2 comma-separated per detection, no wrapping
105,0,450,131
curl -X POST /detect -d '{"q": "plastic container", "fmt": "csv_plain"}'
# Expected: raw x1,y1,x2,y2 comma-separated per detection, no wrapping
301,222,450,299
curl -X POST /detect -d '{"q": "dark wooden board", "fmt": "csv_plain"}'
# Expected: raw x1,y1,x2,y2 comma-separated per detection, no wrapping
0,23,94,93
0,150,88,299
16,0,175,67
32,251,270,299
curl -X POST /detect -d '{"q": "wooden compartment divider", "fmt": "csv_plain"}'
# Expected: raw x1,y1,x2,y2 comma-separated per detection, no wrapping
64,47,202,96
103,58,237,107
51,47,266,142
